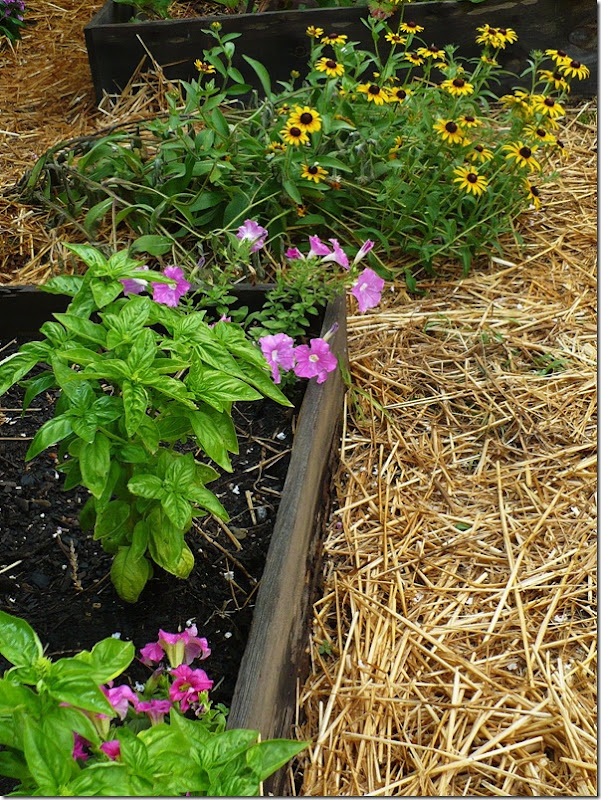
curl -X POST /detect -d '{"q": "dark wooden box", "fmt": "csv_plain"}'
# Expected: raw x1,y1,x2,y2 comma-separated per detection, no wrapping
0,284,347,793
84,0,597,102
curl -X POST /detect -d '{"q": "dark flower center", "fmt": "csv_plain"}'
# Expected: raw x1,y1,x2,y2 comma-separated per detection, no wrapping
328,33,339,39
308,166,319,174
544,97,555,107
498,28,507,35
300,112,314,124
557,49,567,57
530,185,540,197
570,60,581,68
519,146,532,158
464,115,475,122
536,128,547,137
467,173,478,183
428,44,439,52
453,78,465,87
326,59,337,69
475,144,484,152
445,121,458,133
553,71,563,80
397,89,407,99
368,85,381,94
289,126,302,137
407,20,417,27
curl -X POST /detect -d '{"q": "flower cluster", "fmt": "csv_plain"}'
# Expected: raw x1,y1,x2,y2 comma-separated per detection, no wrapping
260,331,338,385
121,264,191,307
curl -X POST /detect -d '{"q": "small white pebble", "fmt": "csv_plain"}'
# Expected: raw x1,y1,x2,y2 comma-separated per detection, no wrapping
135,682,145,692
61,565,67,570
111,632,122,639
40,513,45,518
507,661,518,670
224,632,233,639
223,571,234,581
186,618,195,627
275,431,286,440
229,484,240,495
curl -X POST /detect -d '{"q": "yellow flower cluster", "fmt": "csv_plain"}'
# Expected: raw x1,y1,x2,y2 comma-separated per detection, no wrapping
476,24,518,49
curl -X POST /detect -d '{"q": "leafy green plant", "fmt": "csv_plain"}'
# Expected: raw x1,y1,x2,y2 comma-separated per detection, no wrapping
20,12,582,282
0,611,306,796
0,244,291,602
112,0,172,20
0,0,26,42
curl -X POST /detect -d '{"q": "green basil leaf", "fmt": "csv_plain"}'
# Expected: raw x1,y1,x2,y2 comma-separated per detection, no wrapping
188,485,229,521
161,492,192,530
79,432,111,498
94,500,130,540
111,546,153,603
91,279,123,309
22,717,71,794
122,380,149,437
0,612,43,667
53,313,107,346
45,660,114,715
75,637,135,684
127,474,164,499
246,738,308,781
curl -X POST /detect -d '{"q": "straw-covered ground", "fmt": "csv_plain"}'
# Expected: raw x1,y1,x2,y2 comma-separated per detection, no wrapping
1,3,597,796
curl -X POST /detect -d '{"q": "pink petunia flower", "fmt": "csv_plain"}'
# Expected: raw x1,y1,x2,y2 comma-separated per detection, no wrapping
169,664,213,712
322,238,349,269
353,239,375,265
135,699,172,726
236,219,268,253
140,641,165,665
351,267,385,313
100,740,121,761
208,314,232,329
293,338,338,384
152,266,191,308
157,625,211,668
285,247,303,260
259,333,296,384
101,683,138,720
308,235,332,258
72,733,91,761
120,264,149,295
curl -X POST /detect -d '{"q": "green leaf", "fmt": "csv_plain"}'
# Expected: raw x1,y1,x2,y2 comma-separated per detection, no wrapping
22,717,71,794
79,432,111,498
246,738,308,781
73,637,135,684
84,197,113,235
40,275,84,297
127,473,164,499
46,659,115,715
53,313,107,346
137,416,160,454
118,443,149,463
242,55,271,96
91,279,123,309
64,762,133,796
282,178,302,205
0,679,39,714
0,749,30,782
161,492,192,530
187,408,233,471
130,235,174,256
21,372,55,412
94,500,130,540
64,243,109,272
145,375,197,408
0,612,44,667
236,361,292,406
122,380,149,437
223,190,251,228
188,368,261,411
111,546,153,603
147,510,186,575
0,351,40,396
127,328,157,375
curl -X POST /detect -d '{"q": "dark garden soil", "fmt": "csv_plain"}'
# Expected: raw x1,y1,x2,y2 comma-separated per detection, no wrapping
0,340,300,708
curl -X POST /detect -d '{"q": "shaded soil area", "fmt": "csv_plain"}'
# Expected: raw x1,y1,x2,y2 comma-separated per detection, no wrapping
0,347,299,707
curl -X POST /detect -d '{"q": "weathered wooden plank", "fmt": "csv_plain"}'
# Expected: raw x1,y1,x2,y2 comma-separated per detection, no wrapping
227,294,346,787
84,0,597,101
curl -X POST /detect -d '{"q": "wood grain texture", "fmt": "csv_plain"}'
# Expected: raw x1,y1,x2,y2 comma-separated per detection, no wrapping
85,0,597,100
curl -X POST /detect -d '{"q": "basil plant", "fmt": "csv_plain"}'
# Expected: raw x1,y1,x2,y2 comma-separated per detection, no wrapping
0,244,291,601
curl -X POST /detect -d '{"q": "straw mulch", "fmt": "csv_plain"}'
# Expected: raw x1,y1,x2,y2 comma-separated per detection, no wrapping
293,111,597,797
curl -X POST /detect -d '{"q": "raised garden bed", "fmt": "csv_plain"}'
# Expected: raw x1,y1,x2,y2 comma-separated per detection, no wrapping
0,284,346,793
84,0,597,102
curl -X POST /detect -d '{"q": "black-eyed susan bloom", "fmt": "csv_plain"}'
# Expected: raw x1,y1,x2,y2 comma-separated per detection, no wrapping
532,95,565,119
289,106,322,134
306,26,324,38
417,44,446,59
544,48,570,65
537,69,571,92
400,20,424,33
467,143,493,163
480,55,499,66
453,165,488,196
503,141,541,172
559,59,590,80
434,118,465,144
321,32,348,45
524,180,542,209
356,83,390,104
280,122,310,147
266,141,286,153
385,32,407,45
405,52,424,66
194,59,216,74
388,86,413,103
301,163,328,183
475,24,498,47
523,125,557,146
495,27,518,46
460,113,481,128
315,56,345,78
441,77,474,96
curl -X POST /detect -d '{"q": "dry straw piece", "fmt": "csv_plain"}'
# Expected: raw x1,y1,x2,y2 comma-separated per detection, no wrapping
293,108,597,797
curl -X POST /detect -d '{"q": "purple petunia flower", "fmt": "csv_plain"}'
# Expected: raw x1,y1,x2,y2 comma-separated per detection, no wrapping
351,267,385,313
135,699,172,726
353,239,375,265
322,238,350,269
140,641,164,665
101,683,138,720
259,333,296,384
120,264,149,295
141,625,211,668
285,247,303,260
307,235,332,258
169,664,213,712
293,338,338,384
236,219,268,253
72,733,91,762
152,266,191,308
100,740,121,761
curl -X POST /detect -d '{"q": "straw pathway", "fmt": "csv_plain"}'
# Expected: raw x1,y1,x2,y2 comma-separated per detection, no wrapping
293,110,597,797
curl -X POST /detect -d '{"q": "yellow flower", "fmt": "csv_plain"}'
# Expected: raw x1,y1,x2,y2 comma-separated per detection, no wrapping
480,55,498,66
475,24,498,47
417,44,446,59
194,59,216,74
404,52,424,66
306,25,324,38
475,24,517,49
496,27,518,46
315,56,345,78
544,48,571,64
388,135,403,159
440,77,474,96
296,204,308,217
385,32,407,45
453,165,488,196
433,118,465,144
210,21,221,30
537,69,570,92
523,124,556,146
500,89,534,114
321,32,348,45
266,141,286,153
503,141,541,172
400,20,424,33
532,95,565,119
288,106,322,134
460,113,481,128
559,59,590,80
280,122,310,147
524,180,542,210
466,143,493,163
388,86,413,103
290,70,300,79
356,83,390,104
277,104,291,116
301,163,328,183
554,138,568,157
